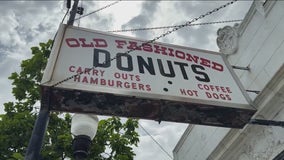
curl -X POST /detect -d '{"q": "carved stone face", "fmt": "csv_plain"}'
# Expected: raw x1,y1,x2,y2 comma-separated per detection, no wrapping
216,24,239,55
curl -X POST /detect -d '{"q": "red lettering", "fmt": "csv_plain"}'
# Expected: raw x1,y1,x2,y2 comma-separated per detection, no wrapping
186,54,199,63
220,94,226,100
124,82,130,88
212,62,223,72
92,69,98,76
108,80,114,86
180,89,186,95
226,87,232,93
101,79,106,85
198,84,232,94
135,75,141,81
212,93,219,99
84,68,91,75
127,41,142,50
115,40,127,48
131,83,137,89
74,75,80,82
210,85,215,91
90,77,98,84
128,74,134,81
138,84,145,90
93,39,107,47
187,90,194,96
175,50,185,59
79,38,94,47
117,81,122,88
205,92,231,101
142,43,153,52
66,38,80,47
204,84,209,90
146,84,151,91
226,94,232,100
121,73,128,80
220,86,226,93
180,89,198,96
69,66,75,72
200,58,211,67
76,67,83,74
112,39,224,72
114,72,120,79
82,76,89,83
215,86,220,92
168,48,175,57
192,90,198,97
154,45,168,55
205,92,212,98
197,84,203,90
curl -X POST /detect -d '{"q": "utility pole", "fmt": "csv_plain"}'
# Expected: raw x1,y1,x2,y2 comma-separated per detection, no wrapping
68,0,80,26
25,1,80,159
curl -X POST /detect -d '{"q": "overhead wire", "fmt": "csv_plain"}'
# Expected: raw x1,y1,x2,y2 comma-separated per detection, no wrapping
61,8,70,24
51,0,238,89
107,19,243,33
139,123,174,160
51,8,70,49
73,0,121,22
49,1,238,156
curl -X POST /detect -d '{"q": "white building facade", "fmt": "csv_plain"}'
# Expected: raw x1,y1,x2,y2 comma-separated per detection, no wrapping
173,1,284,160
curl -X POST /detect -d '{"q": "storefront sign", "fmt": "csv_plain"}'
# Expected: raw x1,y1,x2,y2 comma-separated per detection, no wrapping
41,24,256,128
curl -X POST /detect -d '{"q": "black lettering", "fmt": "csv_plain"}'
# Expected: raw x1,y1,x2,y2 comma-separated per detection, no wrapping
137,56,155,75
93,49,110,68
116,53,133,71
191,64,210,82
157,59,175,78
174,61,189,80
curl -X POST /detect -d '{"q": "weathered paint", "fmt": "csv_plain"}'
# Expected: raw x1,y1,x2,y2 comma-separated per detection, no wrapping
41,86,255,128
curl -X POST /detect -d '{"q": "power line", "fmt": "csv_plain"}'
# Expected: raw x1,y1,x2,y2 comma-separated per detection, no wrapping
107,19,243,33
51,0,237,87
51,8,70,49
139,123,173,160
61,8,70,24
73,0,121,22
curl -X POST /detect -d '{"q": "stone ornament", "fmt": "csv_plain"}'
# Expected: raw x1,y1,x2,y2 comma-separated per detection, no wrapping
216,24,239,55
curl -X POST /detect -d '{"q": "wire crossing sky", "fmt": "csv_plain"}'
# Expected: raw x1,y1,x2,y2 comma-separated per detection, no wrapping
0,1,253,159
52,0,237,88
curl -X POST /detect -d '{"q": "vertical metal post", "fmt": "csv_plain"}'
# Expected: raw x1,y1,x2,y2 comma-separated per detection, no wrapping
25,0,79,158
24,106,50,160
67,0,80,25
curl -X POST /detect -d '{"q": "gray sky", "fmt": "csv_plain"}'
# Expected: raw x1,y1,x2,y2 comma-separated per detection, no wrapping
0,1,253,159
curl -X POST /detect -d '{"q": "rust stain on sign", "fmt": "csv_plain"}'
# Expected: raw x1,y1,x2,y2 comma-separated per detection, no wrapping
41,86,255,128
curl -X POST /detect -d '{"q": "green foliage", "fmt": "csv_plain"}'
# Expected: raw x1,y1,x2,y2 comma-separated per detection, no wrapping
90,117,139,160
0,40,139,160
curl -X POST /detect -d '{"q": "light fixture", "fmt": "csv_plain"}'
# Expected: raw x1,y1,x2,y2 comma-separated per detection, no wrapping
71,113,99,159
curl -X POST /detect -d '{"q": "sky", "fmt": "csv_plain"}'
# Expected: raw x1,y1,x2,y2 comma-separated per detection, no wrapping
0,1,253,159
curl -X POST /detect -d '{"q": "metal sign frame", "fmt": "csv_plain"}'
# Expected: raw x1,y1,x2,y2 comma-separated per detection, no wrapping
41,24,256,128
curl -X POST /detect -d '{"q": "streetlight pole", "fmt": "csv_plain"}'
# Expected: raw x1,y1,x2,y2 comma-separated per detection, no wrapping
25,0,80,159
25,88,51,160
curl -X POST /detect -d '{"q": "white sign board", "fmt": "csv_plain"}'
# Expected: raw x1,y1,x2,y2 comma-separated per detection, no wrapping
42,24,253,110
